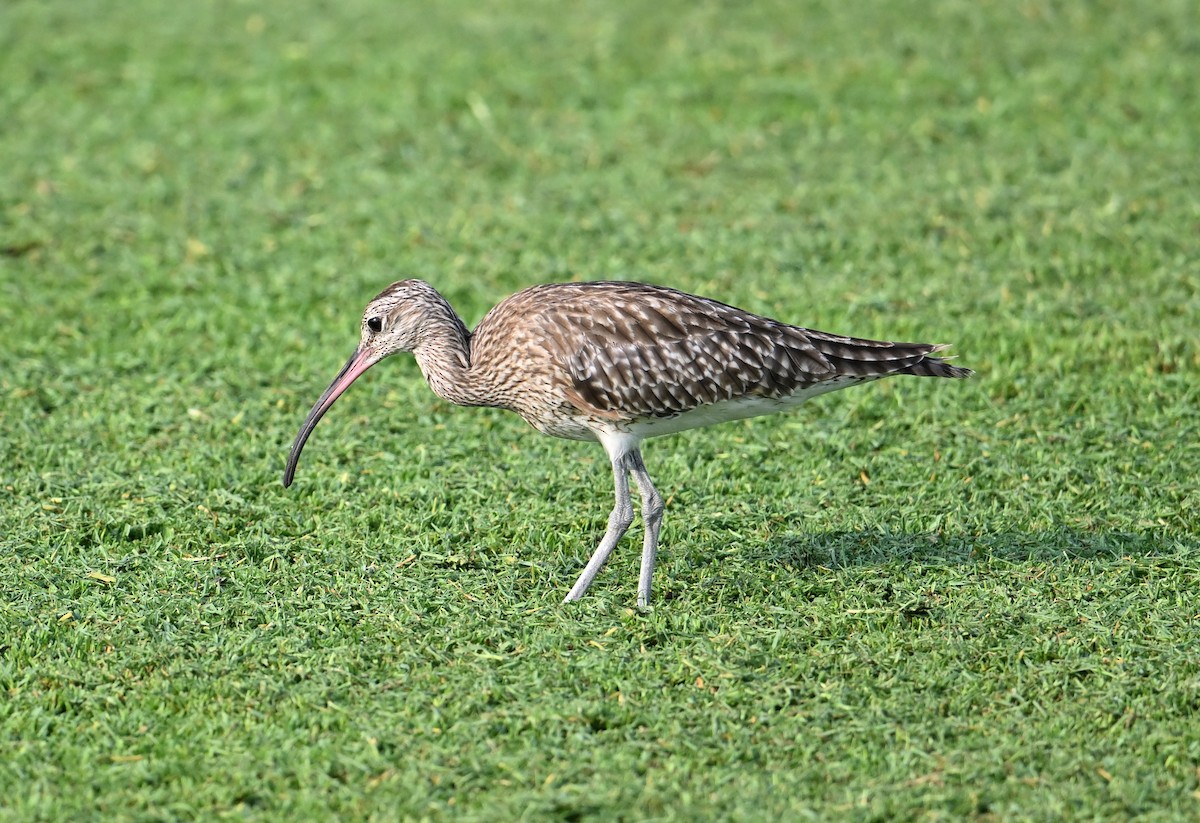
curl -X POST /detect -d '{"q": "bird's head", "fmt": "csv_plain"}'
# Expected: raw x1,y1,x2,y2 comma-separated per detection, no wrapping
356,279,450,357
283,279,441,487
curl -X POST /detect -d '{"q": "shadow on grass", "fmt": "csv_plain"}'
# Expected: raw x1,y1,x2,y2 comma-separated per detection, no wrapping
750,527,1190,571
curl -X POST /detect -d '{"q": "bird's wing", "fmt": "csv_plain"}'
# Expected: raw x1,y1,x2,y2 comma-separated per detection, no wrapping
553,286,841,420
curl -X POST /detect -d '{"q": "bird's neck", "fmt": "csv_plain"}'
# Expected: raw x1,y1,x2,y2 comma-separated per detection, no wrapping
411,307,489,408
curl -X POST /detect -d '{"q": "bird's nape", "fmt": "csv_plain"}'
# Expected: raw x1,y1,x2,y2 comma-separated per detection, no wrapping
283,346,383,487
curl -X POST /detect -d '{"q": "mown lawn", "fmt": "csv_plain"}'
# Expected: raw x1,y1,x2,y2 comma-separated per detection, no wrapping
2,0,1198,819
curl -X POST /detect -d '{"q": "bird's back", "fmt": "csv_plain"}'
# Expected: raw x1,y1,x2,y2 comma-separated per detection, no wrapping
469,281,970,435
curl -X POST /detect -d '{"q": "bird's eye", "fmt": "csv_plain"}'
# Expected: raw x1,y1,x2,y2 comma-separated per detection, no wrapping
367,316,384,333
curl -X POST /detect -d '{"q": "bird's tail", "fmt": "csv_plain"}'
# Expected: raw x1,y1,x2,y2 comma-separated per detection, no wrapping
805,330,974,380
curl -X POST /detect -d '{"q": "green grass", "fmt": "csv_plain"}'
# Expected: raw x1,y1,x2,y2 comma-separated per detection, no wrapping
2,0,1199,819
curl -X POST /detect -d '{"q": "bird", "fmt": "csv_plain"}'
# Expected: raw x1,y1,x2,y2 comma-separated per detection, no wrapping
283,279,972,607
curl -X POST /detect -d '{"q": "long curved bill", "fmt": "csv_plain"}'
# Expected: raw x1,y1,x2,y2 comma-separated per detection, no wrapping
283,347,381,487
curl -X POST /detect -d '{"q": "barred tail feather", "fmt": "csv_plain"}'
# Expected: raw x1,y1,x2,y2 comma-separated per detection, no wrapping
903,345,973,379
805,332,974,380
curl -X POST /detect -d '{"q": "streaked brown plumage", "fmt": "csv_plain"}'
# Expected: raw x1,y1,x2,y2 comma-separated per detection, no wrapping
284,279,972,606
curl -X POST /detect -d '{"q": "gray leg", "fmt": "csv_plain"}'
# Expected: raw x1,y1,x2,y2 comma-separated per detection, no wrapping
627,450,664,608
563,454,634,602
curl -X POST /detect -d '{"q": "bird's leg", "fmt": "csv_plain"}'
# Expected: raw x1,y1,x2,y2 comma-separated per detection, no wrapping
563,454,635,602
627,450,664,609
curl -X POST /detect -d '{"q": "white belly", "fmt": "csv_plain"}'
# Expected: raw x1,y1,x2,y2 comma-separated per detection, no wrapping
625,376,870,439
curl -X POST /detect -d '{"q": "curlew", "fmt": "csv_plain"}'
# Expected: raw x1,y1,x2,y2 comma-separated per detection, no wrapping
284,280,972,607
